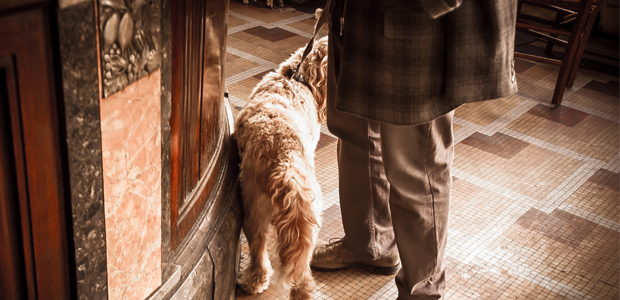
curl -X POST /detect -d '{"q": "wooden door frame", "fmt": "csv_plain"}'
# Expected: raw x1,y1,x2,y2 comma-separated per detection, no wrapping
0,6,72,300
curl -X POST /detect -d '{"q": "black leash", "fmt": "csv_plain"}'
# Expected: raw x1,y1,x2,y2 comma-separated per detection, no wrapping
285,0,331,86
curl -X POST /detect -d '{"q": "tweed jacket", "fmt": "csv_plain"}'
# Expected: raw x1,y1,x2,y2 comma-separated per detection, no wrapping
328,0,519,125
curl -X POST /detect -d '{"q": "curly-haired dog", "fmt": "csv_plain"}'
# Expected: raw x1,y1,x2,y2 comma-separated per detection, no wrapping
234,36,328,300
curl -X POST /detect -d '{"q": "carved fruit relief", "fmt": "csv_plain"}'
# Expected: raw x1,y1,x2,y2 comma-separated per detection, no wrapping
99,0,161,97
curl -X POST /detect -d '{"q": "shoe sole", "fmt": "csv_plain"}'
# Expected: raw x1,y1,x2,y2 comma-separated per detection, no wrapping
311,262,401,276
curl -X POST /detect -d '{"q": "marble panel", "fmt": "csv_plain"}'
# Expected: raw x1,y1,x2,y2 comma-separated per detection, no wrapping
57,2,108,299
159,0,172,271
100,70,162,299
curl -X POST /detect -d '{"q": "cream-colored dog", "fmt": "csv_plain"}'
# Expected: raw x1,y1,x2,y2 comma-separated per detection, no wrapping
234,36,328,300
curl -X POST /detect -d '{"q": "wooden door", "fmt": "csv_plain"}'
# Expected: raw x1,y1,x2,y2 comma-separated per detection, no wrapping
0,5,72,300
170,0,229,250
0,54,30,300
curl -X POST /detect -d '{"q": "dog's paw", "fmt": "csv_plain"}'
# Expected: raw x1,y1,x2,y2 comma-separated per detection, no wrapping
290,286,313,300
237,267,272,295
242,0,249,4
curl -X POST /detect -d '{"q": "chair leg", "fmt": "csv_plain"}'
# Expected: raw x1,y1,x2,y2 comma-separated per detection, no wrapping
545,12,565,55
551,0,595,105
552,29,583,105
552,37,582,105
566,7,600,88
552,64,570,105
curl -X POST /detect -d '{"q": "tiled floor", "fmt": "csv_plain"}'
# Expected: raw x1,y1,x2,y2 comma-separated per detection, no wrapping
225,1,620,299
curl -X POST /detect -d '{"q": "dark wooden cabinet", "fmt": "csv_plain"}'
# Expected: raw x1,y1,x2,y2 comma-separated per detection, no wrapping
0,3,72,300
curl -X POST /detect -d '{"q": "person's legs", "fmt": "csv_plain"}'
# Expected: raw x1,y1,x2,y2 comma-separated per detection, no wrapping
326,84,396,259
379,111,454,300
320,3,397,260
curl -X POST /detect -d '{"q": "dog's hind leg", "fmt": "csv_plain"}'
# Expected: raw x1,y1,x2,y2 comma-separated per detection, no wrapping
269,164,319,300
275,201,317,300
238,193,273,295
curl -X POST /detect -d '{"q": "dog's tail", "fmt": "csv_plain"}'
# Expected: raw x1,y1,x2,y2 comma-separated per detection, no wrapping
268,157,319,296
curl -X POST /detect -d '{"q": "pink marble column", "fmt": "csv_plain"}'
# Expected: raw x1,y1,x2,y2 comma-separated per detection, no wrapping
100,70,162,299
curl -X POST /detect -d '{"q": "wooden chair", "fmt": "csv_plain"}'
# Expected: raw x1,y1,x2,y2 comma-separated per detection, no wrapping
515,0,600,105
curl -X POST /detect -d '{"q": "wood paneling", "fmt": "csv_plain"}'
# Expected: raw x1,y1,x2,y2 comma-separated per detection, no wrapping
0,6,71,300
170,0,229,250
0,56,30,300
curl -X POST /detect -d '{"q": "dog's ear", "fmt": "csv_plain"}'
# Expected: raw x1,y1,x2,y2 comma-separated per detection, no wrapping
314,55,328,124
302,40,329,124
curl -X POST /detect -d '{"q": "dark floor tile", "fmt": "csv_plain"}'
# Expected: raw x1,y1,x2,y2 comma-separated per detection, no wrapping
460,132,530,159
244,26,297,43
587,169,620,191
581,80,620,99
515,208,598,248
526,103,590,127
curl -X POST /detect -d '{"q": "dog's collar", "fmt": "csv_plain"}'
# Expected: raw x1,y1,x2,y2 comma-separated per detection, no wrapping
285,68,310,89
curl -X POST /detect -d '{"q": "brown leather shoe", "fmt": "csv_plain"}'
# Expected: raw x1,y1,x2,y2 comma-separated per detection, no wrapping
311,238,401,275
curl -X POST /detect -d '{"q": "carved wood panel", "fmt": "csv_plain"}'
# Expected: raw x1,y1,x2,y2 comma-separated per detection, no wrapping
99,0,162,97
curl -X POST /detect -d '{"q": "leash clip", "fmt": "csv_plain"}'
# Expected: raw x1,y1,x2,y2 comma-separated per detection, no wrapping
285,68,310,89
